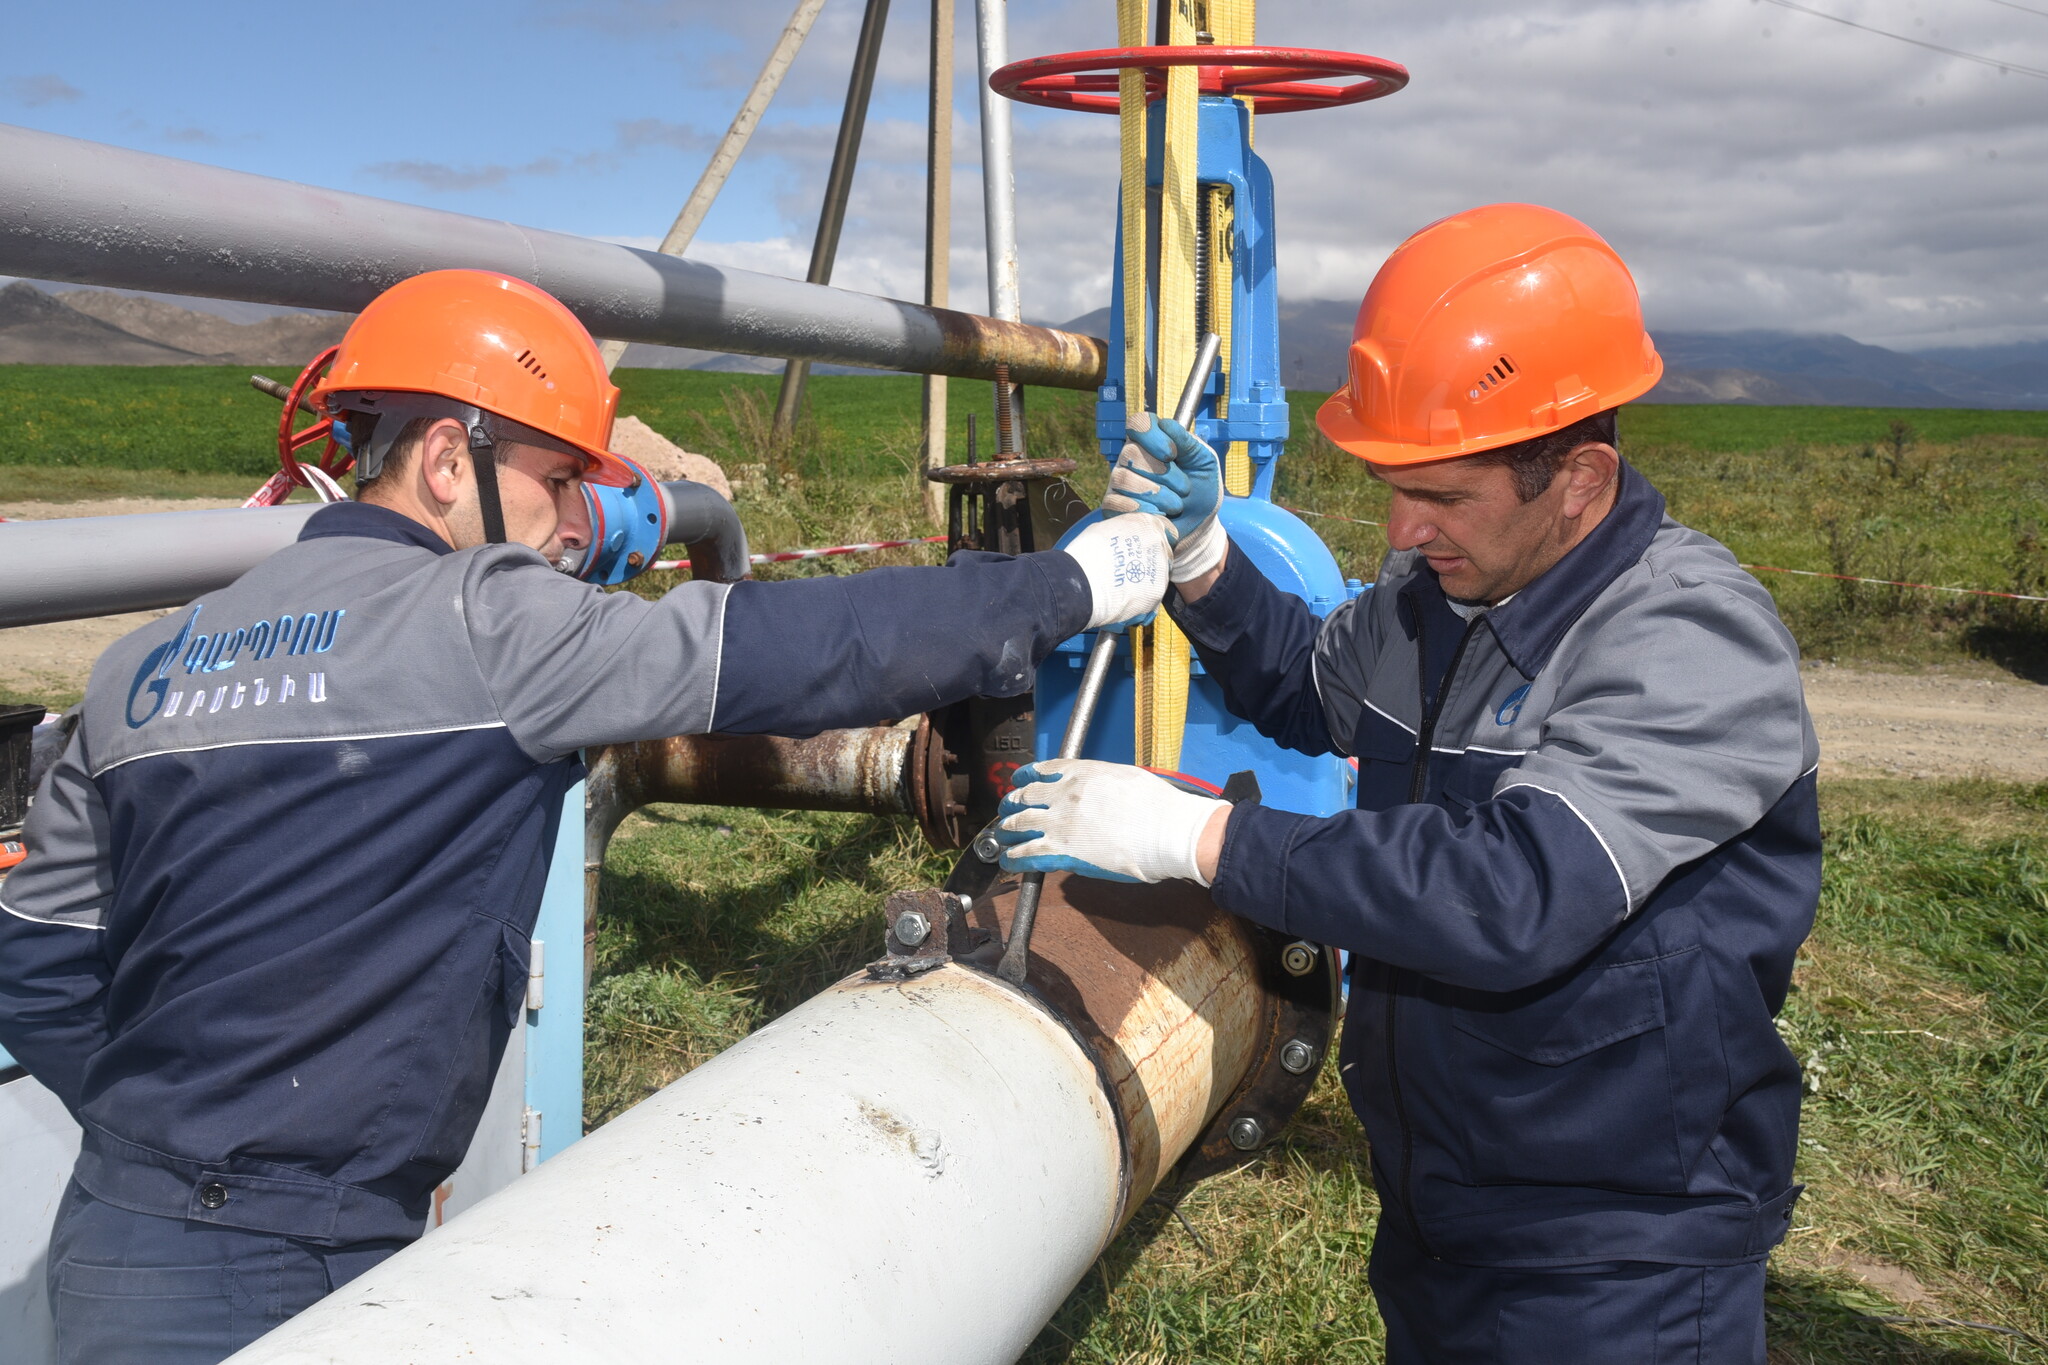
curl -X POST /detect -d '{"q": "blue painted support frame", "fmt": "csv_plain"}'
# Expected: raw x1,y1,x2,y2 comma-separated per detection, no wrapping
1095,97,1290,499
524,775,585,1163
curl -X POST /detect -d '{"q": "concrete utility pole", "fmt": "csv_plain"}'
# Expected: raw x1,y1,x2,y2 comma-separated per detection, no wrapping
771,0,895,439
920,0,954,522
599,0,831,373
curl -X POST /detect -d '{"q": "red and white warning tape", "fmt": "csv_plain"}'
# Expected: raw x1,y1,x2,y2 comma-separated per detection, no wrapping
652,535,946,573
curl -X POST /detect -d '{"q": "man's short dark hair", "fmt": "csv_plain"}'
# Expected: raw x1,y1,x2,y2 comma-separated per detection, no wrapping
349,416,437,497
1462,408,1619,503
349,414,518,498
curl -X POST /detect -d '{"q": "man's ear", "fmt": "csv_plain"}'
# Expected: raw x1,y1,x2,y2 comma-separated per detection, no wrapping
416,419,471,512
1559,442,1619,518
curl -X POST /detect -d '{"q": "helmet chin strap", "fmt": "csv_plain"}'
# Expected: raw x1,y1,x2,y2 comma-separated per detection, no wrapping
467,421,509,546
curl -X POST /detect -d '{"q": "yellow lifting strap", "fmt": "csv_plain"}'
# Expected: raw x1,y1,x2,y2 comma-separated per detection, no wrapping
1125,0,1253,772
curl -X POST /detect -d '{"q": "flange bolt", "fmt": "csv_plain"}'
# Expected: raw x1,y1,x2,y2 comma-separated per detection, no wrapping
1281,941,1319,977
894,910,932,948
1228,1116,1266,1151
1280,1039,1316,1075
973,830,1003,863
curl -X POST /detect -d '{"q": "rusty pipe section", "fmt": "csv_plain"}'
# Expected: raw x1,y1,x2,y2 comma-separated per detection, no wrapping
0,123,1107,391
582,723,968,962
582,728,909,966
972,875,1264,1206
597,727,916,822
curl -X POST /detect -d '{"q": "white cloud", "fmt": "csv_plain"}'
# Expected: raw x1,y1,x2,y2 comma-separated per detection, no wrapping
584,0,2048,348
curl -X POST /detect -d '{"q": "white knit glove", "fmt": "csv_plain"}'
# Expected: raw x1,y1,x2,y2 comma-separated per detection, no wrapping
993,759,1227,886
1061,514,1172,631
1102,413,1226,584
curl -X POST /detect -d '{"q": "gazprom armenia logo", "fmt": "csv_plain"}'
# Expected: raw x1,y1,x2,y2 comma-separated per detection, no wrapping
126,604,346,729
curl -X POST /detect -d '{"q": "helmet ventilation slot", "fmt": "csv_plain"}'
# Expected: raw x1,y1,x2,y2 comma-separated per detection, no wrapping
515,348,550,383
1468,354,1517,403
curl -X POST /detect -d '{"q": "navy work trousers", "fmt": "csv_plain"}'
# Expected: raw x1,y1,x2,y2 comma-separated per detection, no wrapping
46,1180,406,1365
1369,1224,1768,1365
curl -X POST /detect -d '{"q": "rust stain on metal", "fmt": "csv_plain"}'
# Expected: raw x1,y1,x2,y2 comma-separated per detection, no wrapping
599,728,914,818
970,874,1263,1206
925,307,1107,392
923,457,1078,485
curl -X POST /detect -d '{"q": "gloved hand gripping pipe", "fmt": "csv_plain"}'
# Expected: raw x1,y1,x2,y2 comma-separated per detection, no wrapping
996,332,1220,986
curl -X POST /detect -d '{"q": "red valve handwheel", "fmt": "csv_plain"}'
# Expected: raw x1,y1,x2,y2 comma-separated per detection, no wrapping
990,45,1408,116
275,344,352,488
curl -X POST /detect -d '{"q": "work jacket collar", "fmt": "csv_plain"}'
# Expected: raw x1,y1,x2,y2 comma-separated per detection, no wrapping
1399,461,1666,678
298,501,454,556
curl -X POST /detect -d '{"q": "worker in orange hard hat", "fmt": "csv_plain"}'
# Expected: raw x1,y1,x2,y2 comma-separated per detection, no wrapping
1,268,1182,1364
997,205,1820,1364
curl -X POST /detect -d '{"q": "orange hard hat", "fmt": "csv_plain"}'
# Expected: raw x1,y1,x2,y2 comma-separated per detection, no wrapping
313,269,635,487
1316,204,1663,466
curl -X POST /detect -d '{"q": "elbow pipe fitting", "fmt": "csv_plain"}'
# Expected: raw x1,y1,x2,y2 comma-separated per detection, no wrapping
660,480,750,585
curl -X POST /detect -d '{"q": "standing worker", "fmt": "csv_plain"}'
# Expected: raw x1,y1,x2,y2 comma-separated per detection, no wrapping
0,269,1179,1365
998,205,1820,1363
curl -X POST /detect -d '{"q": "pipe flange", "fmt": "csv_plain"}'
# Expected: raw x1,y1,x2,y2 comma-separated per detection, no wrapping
1178,921,1341,1179
907,715,971,849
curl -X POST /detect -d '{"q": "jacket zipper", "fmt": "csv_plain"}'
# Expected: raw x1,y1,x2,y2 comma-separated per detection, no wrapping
1385,611,1481,1257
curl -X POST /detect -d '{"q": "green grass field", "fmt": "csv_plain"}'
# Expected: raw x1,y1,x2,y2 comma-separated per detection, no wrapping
5,366,2042,679
5,368,2047,1358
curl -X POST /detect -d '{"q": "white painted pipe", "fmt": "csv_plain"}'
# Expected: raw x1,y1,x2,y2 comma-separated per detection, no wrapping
225,966,1124,1365
0,506,320,628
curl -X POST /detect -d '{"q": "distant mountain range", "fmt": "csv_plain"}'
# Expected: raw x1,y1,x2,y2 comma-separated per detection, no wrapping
1055,302,2048,410
3,279,2041,410
0,281,348,366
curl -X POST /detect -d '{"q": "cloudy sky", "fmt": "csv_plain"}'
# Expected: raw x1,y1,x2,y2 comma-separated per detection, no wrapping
4,0,2044,349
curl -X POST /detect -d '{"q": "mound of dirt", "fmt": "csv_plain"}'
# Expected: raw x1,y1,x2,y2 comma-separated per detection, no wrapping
608,416,732,502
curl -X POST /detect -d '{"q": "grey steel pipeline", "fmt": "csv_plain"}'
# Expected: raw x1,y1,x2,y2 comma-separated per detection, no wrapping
0,482,749,629
0,123,1106,391
996,332,1222,985
0,506,322,629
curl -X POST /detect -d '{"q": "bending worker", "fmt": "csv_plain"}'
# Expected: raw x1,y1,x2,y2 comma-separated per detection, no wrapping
998,204,1821,1363
0,269,1181,1365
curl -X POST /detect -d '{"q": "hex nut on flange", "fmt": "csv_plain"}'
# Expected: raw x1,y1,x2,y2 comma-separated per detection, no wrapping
1280,941,1319,977
1279,1039,1316,1075
895,910,932,947
1227,1116,1265,1151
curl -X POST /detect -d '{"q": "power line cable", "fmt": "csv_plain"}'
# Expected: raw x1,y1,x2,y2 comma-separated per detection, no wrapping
1978,0,2048,21
1758,0,2048,80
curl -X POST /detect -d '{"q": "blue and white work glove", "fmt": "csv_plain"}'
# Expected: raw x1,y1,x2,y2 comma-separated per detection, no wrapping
994,759,1228,886
1061,514,1172,631
1102,413,1226,583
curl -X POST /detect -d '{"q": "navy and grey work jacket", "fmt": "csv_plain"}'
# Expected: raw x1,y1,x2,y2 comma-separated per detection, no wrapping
0,501,1092,1246
1172,464,1821,1268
